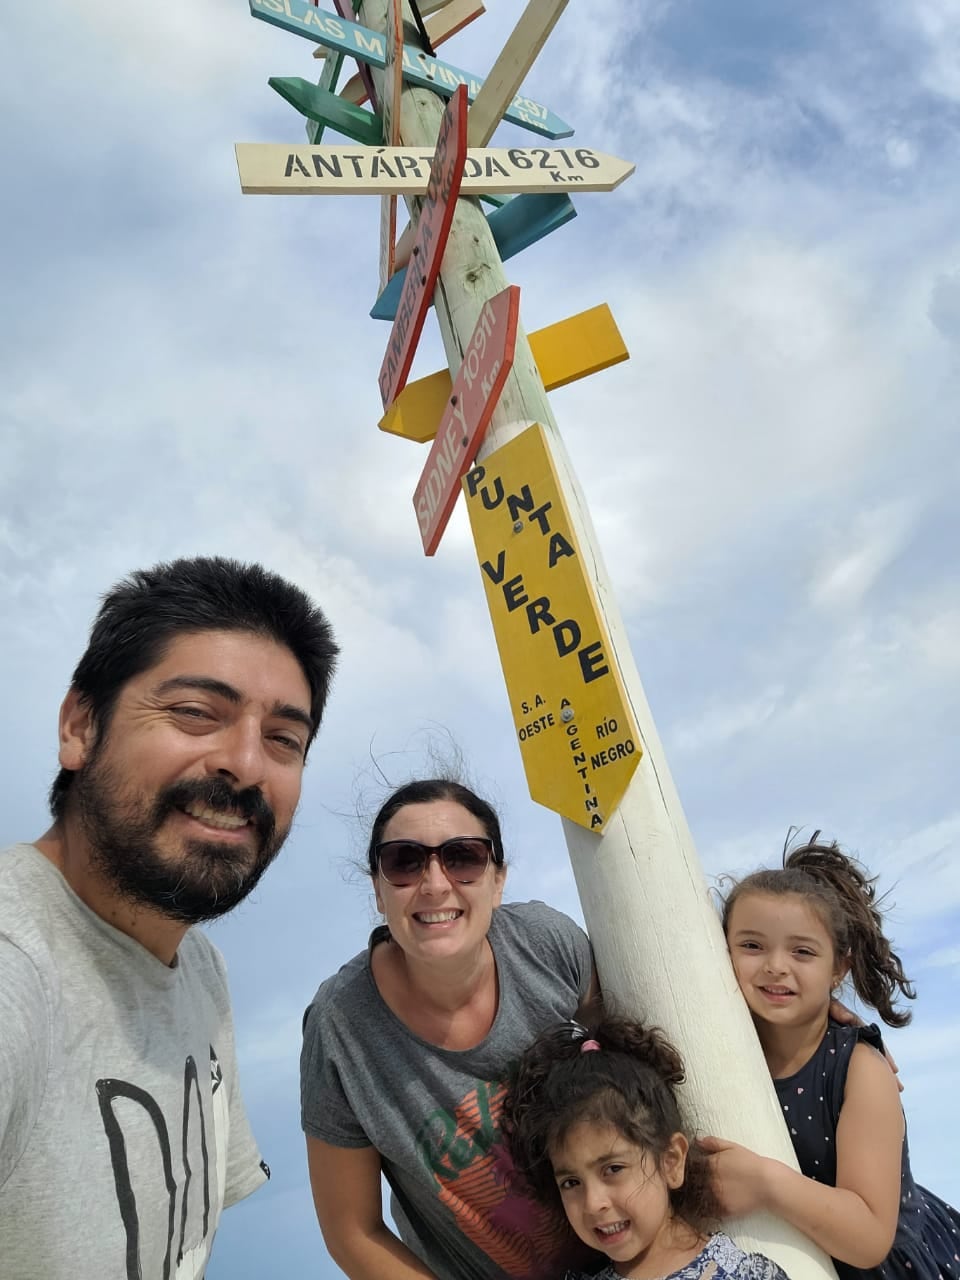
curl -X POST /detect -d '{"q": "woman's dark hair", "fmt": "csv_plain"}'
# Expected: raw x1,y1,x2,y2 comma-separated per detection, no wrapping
366,779,505,876
49,556,339,820
502,1017,719,1235
721,830,916,1027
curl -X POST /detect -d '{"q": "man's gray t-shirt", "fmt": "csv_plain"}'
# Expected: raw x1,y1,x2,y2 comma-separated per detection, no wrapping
301,900,594,1280
0,843,268,1280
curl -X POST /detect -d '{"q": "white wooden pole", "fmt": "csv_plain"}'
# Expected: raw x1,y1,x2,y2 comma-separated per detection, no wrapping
357,5,836,1276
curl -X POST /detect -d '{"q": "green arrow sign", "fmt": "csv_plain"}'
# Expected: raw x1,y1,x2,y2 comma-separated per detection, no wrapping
270,77,383,147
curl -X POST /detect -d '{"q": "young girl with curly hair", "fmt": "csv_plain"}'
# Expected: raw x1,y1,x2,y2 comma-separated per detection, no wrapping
503,1017,789,1280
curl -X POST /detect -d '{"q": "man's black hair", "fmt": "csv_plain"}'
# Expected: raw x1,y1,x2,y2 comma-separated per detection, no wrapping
49,556,338,820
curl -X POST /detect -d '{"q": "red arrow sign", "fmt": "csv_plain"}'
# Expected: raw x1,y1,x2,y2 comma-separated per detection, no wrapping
378,84,467,408
413,284,520,556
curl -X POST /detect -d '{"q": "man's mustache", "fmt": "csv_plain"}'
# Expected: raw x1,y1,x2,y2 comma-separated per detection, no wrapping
155,777,276,844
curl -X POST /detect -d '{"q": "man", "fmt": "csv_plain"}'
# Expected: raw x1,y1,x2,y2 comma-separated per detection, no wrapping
0,556,338,1279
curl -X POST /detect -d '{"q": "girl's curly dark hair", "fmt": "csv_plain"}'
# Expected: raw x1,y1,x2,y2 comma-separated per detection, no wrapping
501,1017,719,1235
722,830,916,1027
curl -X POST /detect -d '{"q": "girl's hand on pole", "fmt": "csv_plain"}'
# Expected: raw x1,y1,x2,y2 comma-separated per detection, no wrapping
698,1136,773,1218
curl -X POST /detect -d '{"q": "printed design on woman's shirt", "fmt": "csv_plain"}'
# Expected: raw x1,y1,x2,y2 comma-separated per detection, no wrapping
416,1080,569,1280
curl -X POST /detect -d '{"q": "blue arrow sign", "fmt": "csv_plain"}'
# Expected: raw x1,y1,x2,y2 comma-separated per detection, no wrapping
249,0,573,140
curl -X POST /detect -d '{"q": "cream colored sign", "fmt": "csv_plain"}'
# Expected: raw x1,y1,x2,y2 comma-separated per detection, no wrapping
235,144,634,196
464,423,641,831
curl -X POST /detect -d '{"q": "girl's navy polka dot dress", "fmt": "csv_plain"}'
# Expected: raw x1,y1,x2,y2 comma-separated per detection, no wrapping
775,1021,960,1280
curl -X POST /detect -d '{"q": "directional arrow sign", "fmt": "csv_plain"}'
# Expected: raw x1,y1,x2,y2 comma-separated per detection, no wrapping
464,423,642,831
248,0,572,138
467,0,568,147
414,285,520,556
382,303,628,441
378,85,468,408
235,145,634,196
271,77,382,146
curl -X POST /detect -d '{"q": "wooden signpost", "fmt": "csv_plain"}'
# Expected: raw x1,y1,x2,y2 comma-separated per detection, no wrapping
466,0,568,147
239,3,835,1274
414,285,520,555
377,84,467,408
464,422,642,830
381,303,628,441
248,0,573,138
235,144,635,196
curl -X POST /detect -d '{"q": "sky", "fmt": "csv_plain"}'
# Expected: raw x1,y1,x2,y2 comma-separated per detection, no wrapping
2,0,958,1273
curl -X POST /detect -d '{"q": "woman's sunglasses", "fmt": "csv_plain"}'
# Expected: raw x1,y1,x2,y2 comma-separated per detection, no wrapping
375,836,495,887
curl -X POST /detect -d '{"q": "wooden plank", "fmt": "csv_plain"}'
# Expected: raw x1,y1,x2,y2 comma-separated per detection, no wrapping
530,302,629,389
336,0,486,106
422,0,484,40
329,0,377,105
467,0,567,147
381,303,628,441
236,144,634,195
271,77,382,146
304,0,361,142
378,85,468,407
414,285,520,555
305,36,345,143
379,0,404,289
248,0,572,138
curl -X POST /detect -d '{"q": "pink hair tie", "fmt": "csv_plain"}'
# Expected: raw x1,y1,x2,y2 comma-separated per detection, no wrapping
580,1039,601,1054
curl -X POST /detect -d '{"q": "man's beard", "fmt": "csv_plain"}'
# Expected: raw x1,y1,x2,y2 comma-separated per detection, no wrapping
75,752,288,924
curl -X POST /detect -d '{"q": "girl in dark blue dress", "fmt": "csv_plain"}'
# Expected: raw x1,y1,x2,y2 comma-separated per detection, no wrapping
705,833,960,1280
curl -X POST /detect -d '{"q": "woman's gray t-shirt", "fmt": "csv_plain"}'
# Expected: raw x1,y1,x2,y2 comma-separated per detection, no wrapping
300,900,594,1280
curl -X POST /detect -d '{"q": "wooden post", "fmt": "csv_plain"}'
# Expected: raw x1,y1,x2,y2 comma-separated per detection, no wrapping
356,5,836,1276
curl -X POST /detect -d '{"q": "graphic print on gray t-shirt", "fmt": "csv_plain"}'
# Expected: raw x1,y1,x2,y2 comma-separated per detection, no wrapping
0,844,268,1280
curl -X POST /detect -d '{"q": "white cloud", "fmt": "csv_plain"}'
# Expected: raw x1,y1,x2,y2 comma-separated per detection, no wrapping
886,137,918,169
808,502,917,612
917,944,960,971
670,687,785,756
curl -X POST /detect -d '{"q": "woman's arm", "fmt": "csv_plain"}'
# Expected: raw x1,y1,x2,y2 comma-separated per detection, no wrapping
576,963,602,1022
306,1137,438,1280
703,1044,903,1268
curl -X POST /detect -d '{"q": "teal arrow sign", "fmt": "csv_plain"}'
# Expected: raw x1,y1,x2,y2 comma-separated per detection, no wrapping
270,77,383,146
249,0,574,140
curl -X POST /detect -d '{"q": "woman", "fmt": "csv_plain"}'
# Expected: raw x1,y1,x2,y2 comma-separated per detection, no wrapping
301,779,598,1280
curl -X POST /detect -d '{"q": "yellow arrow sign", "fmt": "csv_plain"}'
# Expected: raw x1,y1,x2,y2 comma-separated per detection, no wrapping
379,303,628,442
464,423,641,832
